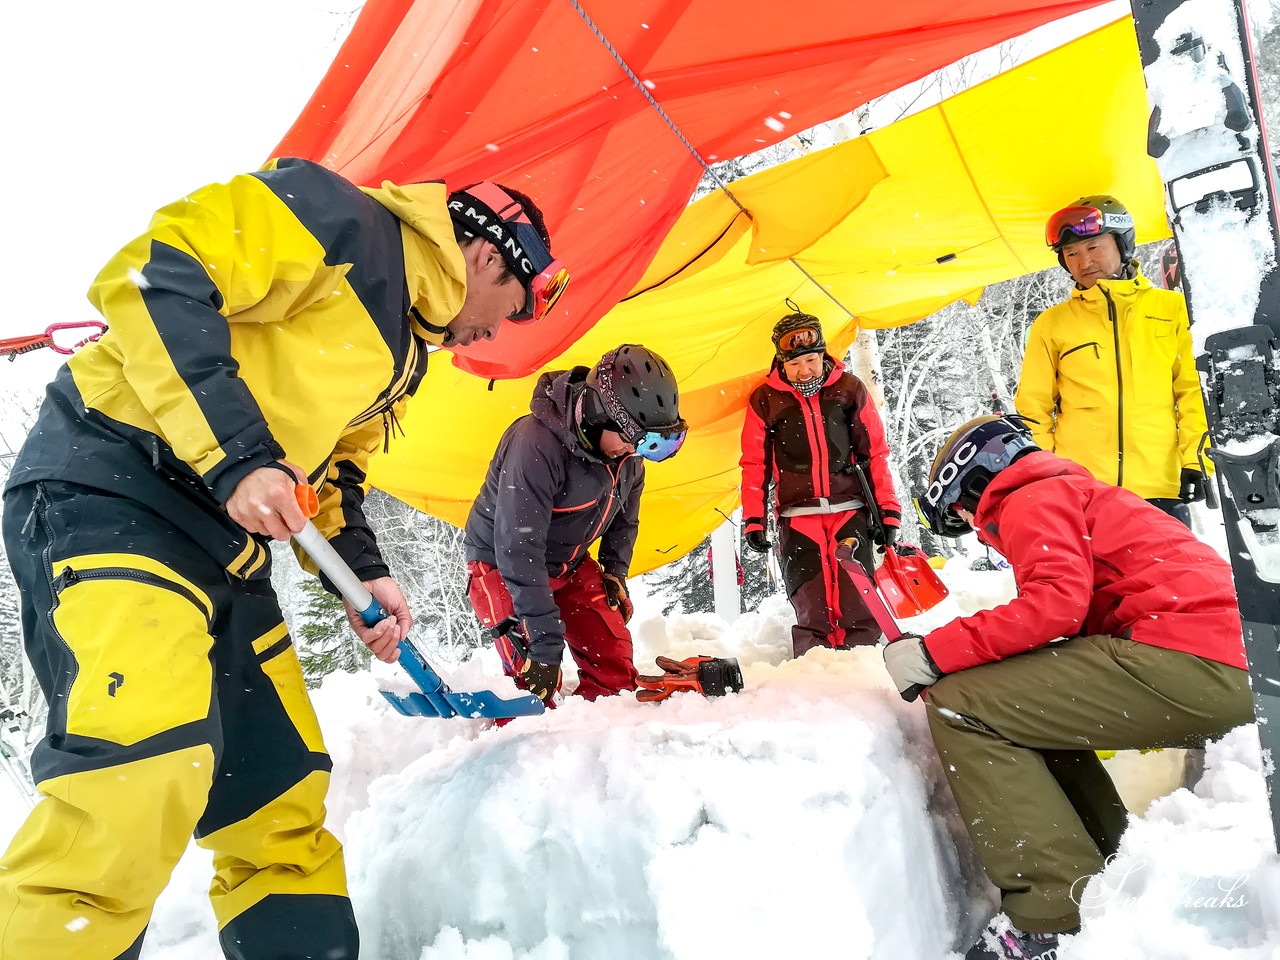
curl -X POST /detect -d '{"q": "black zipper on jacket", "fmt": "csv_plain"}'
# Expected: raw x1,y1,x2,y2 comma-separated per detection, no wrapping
32,484,80,685
1060,341,1100,361
55,566,212,626
1101,287,1125,487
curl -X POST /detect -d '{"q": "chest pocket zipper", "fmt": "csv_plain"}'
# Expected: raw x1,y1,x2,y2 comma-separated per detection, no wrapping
1061,341,1100,361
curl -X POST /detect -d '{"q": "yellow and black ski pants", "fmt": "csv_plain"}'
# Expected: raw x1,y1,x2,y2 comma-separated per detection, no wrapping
0,481,357,960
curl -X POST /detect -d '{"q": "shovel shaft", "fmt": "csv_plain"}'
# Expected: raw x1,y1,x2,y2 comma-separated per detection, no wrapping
835,541,926,703
292,518,445,695
294,521,386,626
290,485,541,719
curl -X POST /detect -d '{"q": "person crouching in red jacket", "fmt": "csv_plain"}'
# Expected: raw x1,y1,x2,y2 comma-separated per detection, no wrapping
891,414,1254,959
739,307,903,656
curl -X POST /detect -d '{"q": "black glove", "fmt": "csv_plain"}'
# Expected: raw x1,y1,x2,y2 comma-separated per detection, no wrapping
882,633,943,702
602,573,634,624
743,528,771,554
518,658,562,705
875,522,900,553
1180,468,1206,503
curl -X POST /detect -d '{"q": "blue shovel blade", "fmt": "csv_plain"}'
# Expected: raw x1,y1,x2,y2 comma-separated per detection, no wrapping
384,640,545,719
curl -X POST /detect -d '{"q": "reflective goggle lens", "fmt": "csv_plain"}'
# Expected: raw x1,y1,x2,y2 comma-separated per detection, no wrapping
777,327,821,353
1045,206,1105,247
634,428,687,462
534,264,570,319
508,262,570,324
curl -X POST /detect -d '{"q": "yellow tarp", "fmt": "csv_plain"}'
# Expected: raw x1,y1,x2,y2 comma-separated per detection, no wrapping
371,18,1169,574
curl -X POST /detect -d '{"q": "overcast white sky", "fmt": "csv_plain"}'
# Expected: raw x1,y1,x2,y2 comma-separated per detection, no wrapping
0,0,355,406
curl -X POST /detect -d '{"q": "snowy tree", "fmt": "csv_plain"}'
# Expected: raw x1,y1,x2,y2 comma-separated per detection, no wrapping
1249,4,1280,171
0,391,48,747
361,490,488,664
292,577,371,687
643,533,782,617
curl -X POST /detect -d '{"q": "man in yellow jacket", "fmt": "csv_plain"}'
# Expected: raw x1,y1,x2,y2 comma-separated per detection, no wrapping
0,159,566,960
1014,195,1208,526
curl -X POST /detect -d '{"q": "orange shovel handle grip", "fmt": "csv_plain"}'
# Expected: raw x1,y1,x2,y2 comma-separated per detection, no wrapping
294,484,319,519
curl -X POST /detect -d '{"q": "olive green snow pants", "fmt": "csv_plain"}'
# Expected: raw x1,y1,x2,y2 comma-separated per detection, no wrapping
925,634,1254,934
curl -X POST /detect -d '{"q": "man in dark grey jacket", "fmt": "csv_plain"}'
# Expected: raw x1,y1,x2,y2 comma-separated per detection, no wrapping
464,345,686,704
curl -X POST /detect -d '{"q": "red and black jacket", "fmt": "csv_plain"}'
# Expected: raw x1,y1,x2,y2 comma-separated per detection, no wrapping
739,355,901,535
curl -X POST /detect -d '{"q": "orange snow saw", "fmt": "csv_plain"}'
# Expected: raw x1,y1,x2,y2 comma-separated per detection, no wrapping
0,322,106,360
290,485,544,719
835,538,932,702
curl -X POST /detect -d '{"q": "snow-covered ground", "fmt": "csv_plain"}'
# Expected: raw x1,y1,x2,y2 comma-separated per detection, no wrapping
0,559,1269,960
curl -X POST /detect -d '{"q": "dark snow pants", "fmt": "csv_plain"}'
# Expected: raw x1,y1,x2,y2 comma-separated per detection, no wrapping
778,509,879,656
925,633,1253,935
1147,497,1192,528
467,555,638,700
0,481,356,960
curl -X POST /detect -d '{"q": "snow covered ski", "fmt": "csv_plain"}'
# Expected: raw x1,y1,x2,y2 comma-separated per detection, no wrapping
1129,0,1280,846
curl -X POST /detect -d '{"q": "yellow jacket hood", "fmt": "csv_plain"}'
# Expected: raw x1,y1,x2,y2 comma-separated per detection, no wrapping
361,181,467,344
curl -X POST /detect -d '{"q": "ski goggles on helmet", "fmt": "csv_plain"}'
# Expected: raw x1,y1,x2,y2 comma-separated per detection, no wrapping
629,425,688,462
448,182,570,323
1044,205,1133,249
594,360,688,462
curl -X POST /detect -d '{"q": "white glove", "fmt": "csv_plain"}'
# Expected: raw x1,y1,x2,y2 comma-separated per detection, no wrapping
883,633,943,699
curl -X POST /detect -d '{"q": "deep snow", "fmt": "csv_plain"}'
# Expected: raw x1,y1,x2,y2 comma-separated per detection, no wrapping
0,561,1268,959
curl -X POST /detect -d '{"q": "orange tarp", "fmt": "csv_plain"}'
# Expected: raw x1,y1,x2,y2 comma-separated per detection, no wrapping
367,19,1167,575
276,0,1109,381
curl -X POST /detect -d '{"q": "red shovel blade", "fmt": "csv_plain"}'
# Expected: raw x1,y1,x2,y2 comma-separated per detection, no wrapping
875,548,949,618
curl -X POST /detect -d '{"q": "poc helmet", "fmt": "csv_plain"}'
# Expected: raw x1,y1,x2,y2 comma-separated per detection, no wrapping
916,415,1040,537
1045,194,1136,269
581,344,687,461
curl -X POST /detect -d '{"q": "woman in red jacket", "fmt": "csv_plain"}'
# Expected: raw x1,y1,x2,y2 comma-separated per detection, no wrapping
892,414,1253,960
739,308,902,656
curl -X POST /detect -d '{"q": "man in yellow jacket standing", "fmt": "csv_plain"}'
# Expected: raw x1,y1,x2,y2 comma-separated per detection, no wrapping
0,159,565,960
1015,195,1208,526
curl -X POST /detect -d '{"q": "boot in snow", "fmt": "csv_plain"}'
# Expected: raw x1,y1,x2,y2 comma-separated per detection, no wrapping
965,914,1073,959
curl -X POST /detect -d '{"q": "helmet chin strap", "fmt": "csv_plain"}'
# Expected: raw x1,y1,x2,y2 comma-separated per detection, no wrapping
573,392,611,456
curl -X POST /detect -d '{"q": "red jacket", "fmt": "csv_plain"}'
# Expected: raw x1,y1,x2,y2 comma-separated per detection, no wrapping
924,451,1245,674
739,357,901,532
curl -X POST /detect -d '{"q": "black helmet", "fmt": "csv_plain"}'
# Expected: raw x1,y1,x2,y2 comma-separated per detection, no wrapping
915,415,1040,537
1045,194,1136,267
581,345,687,461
